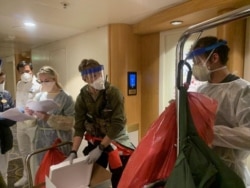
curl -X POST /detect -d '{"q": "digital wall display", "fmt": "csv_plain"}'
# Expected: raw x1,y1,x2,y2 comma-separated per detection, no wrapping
127,72,137,95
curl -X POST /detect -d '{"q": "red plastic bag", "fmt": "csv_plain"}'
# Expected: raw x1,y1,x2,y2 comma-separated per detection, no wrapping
34,138,66,187
118,92,217,188
188,92,217,145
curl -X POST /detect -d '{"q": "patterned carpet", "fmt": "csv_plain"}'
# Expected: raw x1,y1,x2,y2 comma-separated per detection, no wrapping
7,125,28,188
8,158,28,188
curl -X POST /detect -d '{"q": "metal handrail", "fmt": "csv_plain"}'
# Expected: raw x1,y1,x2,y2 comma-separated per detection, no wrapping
25,141,73,188
175,5,250,155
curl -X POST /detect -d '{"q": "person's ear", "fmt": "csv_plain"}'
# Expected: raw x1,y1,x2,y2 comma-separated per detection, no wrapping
211,52,219,64
82,76,87,82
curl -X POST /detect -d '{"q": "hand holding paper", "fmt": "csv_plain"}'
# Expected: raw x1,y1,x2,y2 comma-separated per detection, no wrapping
0,108,35,121
34,111,50,121
26,100,59,112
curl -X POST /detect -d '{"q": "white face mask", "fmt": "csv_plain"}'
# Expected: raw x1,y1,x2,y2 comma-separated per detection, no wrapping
192,50,215,82
192,63,210,81
0,83,4,92
192,63,227,82
21,73,32,83
89,77,105,90
41,81,55,92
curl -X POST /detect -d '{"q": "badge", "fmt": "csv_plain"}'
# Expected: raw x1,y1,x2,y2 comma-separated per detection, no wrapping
1,99,7,103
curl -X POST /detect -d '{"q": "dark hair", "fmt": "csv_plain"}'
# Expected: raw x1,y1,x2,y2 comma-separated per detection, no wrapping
0,72,5,77
193,36,230,65
16,60,33,71
78,59,101,72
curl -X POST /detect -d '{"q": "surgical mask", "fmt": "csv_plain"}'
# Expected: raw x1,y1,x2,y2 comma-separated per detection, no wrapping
0,83,4,92
21,73,32,83
192,63,210,81
89,77,105,90
192,50,215,81
41,81,55,92
192,63,227,82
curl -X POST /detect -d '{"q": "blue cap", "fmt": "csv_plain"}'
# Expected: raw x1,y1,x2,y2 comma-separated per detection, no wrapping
186,40,227,59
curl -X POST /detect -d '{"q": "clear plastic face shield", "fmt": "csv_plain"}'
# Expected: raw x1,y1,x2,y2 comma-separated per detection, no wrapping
81,65,105,90
186,40,227,81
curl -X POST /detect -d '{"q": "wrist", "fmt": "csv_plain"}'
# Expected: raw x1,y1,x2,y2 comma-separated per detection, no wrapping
98,144,105,151
70,150,77,157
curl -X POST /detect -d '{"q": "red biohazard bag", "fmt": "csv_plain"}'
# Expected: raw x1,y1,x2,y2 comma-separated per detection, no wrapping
34,138,66,187
188,92,217,145
118,92,217,188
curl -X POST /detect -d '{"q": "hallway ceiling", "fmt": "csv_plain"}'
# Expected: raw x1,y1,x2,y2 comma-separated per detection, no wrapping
0,0,186,58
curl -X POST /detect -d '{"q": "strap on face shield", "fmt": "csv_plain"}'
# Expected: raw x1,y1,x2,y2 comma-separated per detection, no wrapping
81,65,104,76
186,40,227,60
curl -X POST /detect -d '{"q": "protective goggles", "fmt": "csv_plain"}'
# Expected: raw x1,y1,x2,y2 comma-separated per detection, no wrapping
186,40,227,60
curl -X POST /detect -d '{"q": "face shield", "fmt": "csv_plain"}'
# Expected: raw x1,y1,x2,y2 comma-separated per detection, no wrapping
186,40,227,60
186,40,227,81
81,65,105,90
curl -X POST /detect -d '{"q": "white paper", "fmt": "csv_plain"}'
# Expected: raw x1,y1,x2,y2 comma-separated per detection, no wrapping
0,108,35,121
26,100,59,112
47,157,93,188
45,176,57,188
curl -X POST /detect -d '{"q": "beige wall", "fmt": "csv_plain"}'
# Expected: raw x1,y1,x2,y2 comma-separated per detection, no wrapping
31,26,109,101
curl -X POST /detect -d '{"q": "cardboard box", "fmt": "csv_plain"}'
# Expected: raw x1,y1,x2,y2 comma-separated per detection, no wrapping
46,157,111,188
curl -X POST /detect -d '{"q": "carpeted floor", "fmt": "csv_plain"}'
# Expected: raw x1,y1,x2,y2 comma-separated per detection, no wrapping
7,125,28,188
8,158,28,188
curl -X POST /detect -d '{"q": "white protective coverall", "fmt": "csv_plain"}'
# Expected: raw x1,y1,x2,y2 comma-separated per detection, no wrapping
15,75,40,181
198,78,250,186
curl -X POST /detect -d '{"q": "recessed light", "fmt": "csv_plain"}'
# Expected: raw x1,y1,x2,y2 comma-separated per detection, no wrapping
24,22,36,27
170,20,183,25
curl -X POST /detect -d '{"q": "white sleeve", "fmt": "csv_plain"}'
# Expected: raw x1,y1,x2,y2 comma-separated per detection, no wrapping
213,82,250,151
213,126,250,150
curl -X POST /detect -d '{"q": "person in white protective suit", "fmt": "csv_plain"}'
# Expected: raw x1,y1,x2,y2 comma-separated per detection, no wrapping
14,61,40,187
187,36,250,186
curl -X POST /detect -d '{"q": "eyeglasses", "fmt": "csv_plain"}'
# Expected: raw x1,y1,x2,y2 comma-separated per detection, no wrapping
36,80,53,84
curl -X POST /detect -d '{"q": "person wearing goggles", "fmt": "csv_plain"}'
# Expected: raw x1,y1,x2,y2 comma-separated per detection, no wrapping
188,36,250,186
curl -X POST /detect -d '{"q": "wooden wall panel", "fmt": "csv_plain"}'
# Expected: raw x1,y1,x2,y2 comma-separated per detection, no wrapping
133,0,249,34
109,24,141,135
217,19,246,77
140,33,160,137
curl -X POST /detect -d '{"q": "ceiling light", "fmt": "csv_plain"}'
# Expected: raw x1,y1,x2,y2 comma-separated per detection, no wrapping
24,22,36,27
170,20,183,25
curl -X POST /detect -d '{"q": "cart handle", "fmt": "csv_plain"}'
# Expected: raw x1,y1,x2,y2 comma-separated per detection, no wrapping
25,141,73,188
